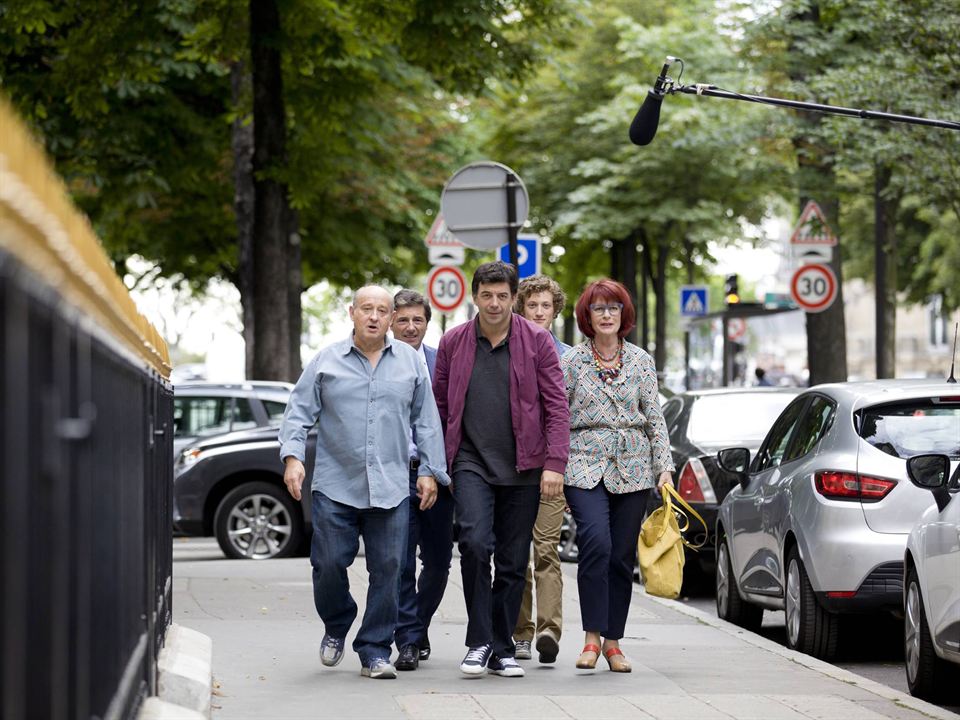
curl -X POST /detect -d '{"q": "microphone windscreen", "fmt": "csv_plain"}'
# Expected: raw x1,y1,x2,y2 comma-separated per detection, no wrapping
628,91,664,146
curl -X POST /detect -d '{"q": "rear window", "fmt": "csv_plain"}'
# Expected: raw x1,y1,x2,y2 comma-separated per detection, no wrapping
686,393,798,447
858,400,960,459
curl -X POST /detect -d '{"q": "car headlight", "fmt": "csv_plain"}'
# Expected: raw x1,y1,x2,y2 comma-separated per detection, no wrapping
178,447,204,469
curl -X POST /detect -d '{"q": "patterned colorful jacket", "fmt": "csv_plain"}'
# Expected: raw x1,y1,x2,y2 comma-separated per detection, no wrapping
562,341,675,493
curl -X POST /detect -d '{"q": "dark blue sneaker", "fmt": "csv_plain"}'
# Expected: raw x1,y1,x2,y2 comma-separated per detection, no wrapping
360,657,397,679
319,634,345,667
460,644,492,675
487,654,525,677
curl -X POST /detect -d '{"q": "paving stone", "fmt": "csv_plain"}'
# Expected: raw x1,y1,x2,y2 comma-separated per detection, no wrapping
396,693,490,720
621,693,732,719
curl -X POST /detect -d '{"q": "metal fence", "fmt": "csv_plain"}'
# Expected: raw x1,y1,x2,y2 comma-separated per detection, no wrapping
1,98,173,720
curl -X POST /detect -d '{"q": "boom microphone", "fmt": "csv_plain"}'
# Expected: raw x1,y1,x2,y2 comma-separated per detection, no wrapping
629,56,675,146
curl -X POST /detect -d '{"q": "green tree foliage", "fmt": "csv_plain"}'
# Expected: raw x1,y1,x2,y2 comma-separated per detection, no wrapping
0,0,575,343
482,0,790,367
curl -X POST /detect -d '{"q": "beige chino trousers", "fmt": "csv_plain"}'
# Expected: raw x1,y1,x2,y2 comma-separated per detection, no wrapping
513,492,565,642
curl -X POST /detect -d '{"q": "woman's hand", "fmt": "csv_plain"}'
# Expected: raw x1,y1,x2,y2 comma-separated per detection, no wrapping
656,471,674,497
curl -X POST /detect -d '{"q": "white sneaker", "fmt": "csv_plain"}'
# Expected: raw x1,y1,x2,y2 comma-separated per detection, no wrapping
514,639,532,660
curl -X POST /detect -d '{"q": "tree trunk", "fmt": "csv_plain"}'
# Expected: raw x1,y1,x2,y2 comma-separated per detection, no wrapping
874,163,897,379
791,3,847,386
230,63,256,380
640,232,651,349
250,0,293,380
287,209,303,379
611,236,639,345
653,237,668,372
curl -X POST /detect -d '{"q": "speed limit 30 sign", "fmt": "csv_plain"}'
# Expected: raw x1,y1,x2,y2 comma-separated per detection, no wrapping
426,265,467,313
790,263,838,313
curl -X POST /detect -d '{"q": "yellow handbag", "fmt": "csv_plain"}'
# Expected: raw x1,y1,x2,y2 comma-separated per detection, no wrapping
637,484,706,599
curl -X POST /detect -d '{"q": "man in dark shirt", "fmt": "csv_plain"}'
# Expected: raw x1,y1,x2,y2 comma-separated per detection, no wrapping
433,261,570,678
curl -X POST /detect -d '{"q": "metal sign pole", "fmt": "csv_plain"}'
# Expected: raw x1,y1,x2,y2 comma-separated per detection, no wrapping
506,171,519,267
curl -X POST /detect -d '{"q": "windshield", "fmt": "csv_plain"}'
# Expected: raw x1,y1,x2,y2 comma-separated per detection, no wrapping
686,393,798,447
858,400,960,459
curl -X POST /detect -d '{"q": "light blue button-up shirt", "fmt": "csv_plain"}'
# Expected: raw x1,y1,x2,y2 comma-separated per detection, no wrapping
279,333,449,510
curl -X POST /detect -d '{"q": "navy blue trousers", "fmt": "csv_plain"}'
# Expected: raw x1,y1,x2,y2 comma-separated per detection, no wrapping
564,484,651,640
395,470,455,649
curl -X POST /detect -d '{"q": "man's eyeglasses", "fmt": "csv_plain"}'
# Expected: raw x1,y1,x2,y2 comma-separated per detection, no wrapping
589,303,623,316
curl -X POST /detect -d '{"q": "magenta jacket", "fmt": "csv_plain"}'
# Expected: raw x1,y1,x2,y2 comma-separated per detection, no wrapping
433,314,570,475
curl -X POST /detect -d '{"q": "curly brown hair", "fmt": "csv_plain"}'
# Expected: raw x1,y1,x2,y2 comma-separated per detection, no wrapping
514,274,566,318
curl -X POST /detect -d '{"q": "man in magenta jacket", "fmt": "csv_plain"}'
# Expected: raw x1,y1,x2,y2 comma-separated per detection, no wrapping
433,260,570,678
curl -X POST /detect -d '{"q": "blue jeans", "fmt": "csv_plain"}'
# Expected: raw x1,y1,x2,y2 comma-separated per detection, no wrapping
395,471,454,649
454,470,541,656
564,484,650,640
310,491,408,664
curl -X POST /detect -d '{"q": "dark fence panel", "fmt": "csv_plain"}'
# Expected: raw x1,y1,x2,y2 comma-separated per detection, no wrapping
1,251,173,719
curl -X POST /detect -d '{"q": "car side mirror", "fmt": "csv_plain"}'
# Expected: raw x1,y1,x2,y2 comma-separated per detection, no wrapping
717,448,751,488
907,453,953,512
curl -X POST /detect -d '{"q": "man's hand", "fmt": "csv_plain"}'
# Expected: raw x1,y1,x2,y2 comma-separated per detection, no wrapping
540,469,564,500
656,471,674,498
283,457,306,501
416,475,438,510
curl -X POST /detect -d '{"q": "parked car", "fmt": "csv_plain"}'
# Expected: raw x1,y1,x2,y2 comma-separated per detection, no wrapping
173,381,293,457
903,453,960,700
660,387,801,588
715,379,959,660
554,386,798,575
174,425,314,559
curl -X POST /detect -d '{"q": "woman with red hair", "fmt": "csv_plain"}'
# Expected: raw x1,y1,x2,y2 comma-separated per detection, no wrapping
562,278,675,672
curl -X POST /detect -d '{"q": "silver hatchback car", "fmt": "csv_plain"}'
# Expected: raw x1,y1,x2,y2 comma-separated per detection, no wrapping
714,380,960,660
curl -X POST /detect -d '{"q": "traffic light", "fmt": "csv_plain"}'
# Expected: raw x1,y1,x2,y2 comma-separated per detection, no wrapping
724,273,740,305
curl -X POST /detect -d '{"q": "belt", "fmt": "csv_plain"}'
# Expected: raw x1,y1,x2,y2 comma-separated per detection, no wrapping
409,458,420,471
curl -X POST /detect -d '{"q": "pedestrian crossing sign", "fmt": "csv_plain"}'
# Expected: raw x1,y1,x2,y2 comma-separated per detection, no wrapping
680,286,708,317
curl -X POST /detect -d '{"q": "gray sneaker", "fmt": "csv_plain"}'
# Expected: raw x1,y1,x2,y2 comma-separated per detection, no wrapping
319,634,345,667
361,657,397,679
514,639,532,660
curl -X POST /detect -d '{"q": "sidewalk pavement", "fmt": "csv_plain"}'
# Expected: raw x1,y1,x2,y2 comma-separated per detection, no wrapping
173,540,958,720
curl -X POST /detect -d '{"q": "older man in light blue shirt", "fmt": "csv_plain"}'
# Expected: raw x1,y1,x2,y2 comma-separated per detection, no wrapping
280,285,449,679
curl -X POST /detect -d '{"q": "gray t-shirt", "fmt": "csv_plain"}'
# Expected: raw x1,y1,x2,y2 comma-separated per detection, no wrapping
454,322,540,486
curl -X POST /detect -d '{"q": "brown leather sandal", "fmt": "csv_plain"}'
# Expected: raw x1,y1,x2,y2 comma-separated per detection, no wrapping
576,644,601,669
603,647,632,673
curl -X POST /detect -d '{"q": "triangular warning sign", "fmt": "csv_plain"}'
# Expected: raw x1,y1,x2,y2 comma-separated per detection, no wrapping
790,201,837,246
683,293,705,314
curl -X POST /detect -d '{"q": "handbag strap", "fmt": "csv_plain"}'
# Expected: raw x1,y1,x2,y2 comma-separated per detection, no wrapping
661,484,708,550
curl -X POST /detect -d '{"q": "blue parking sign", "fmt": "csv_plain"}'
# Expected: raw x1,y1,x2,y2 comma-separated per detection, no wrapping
680,286,708,317
498,234,541,279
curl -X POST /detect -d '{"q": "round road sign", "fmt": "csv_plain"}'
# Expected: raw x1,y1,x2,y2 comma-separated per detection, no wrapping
426,265,467,313
790,263,838,313
440,161,529,250
727,318,747,341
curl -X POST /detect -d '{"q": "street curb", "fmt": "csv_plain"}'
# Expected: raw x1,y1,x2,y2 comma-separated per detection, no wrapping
156,624,213,718
639,587,959,720
138,697,206,720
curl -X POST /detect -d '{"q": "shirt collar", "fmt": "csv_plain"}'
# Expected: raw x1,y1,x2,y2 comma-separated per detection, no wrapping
473,315,513,342
341,331,393,355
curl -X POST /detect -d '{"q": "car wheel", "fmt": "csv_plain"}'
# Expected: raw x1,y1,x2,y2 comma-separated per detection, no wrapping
214,481,303,560
557,510,578,563
716,539,762,631
784,546,838,660
905,566,953,700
